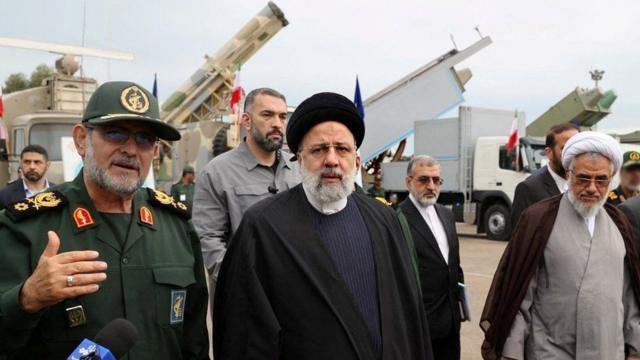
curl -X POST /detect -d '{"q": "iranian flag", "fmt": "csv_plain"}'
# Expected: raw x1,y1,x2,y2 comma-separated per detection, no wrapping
229,70,243,114
0,86,4,118
506,111,519,152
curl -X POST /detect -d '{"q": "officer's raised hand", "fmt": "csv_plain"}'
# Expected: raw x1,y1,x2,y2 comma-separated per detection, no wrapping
19,231,108,313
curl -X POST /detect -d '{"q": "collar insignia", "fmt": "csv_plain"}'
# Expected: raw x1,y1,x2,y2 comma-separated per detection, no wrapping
73,208,94,229
140,206,154,226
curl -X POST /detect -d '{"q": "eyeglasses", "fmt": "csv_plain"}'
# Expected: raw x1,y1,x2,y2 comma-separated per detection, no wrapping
87,125,158,149
303,143,355,159
410,176,443,185
570,172,611,188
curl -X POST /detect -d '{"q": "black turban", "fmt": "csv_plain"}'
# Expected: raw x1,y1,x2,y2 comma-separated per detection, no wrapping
286,92,365,155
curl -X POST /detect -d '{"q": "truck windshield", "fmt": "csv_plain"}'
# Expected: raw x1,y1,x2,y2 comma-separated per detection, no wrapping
29,123,76,161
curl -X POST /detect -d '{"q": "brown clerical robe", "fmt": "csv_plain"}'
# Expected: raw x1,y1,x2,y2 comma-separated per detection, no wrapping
480,194,640,360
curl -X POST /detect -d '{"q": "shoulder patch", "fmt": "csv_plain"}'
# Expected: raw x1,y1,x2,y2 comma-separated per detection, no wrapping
146,188,190,219
5,191,68,222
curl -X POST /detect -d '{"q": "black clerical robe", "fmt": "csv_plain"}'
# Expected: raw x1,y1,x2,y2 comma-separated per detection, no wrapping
213,184,432,360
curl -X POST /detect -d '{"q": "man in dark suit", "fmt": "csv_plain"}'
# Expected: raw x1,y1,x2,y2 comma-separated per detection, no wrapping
399,155,464,360
510,123,579,228
0,144,54,209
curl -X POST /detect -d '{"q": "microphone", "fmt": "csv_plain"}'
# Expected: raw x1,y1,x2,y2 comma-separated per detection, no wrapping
67,318,139,360
268,185,279,194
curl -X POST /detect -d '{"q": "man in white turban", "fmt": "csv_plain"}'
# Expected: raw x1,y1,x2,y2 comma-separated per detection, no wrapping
481,131,640,360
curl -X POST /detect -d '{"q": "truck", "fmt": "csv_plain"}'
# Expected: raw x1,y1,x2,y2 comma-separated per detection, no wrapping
381,106,547,240
0,68,98,186
0,2,288,190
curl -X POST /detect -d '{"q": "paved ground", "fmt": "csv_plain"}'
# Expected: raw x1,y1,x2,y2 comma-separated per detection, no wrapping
457,223,507,360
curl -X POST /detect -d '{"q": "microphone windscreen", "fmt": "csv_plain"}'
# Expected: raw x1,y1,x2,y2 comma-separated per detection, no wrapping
94,318,139,358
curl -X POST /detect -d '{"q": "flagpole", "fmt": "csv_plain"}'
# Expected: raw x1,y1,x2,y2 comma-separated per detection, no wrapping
353,75,365,188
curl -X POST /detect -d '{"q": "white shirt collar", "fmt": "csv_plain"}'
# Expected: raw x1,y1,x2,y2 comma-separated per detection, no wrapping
22,179,50,198
547,166,568,193
302,183,348,215
584,215,596,237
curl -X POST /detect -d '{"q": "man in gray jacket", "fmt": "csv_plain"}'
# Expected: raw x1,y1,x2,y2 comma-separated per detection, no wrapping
192,88,300,300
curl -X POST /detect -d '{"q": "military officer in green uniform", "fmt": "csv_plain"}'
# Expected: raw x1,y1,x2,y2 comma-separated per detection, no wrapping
171,165,196,212
608,150,640,205
0,81,209,359
366,174,387,199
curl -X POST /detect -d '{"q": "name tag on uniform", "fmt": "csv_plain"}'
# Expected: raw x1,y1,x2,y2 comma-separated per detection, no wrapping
170,290,187,325
179,194,186,201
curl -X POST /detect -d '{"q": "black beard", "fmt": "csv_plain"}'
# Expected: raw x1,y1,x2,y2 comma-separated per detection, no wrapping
24,171,43,182
551,158,566,178
253,129,283,152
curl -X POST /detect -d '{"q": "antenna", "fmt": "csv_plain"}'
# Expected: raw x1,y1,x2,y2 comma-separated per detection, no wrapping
474,26,484,39
589,69,605,87
450,34,458,50
0,37,134,61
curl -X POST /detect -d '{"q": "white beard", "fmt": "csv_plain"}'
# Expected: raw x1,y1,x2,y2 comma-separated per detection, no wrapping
300,166,354,205
567,190,606,218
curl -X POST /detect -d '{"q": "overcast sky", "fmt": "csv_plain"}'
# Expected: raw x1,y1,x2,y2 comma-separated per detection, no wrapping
2,0,639,130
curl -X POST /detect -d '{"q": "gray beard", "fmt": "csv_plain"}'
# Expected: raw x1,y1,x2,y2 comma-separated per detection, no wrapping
567,190,606,218
84,139,143,198
300,166,354,204
414,193,438,207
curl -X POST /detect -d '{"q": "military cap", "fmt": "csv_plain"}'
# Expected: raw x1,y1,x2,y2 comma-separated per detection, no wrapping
183,165,195,173
286,92,364,155
82,81,181,141
622,150,640,169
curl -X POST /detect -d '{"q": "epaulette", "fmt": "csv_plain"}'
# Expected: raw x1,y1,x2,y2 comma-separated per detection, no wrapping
375,196,392,206
609,191,618,200
5,191,68,222
146,188,190,219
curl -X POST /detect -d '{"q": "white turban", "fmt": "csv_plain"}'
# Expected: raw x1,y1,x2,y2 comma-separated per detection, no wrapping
561,131,622,172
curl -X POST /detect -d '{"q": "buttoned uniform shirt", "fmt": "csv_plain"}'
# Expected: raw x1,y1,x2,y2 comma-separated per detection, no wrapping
547,166,568,193
192,141,301,278
409,194,449,264
0,172,210,359
23,178,51,198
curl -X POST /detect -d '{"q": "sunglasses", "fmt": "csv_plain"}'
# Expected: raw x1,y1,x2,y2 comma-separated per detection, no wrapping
570,172,611,188
87,125,158,149
410,176,443,185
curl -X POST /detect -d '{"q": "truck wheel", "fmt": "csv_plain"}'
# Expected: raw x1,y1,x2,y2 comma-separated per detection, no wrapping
212,124,231,157
484,204,511,241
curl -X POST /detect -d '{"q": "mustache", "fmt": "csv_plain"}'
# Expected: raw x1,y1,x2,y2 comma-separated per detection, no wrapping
320,167,343,179
109,154,141,171
267,130,283,137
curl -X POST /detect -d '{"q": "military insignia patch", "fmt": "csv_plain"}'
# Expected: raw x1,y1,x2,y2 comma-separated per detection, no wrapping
120,85,150,114
631,152,640,161
147,188,190,219
140,206,154,225
73,208,94,228
170,290,187,325
65,305,87,328
5,190,68,222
